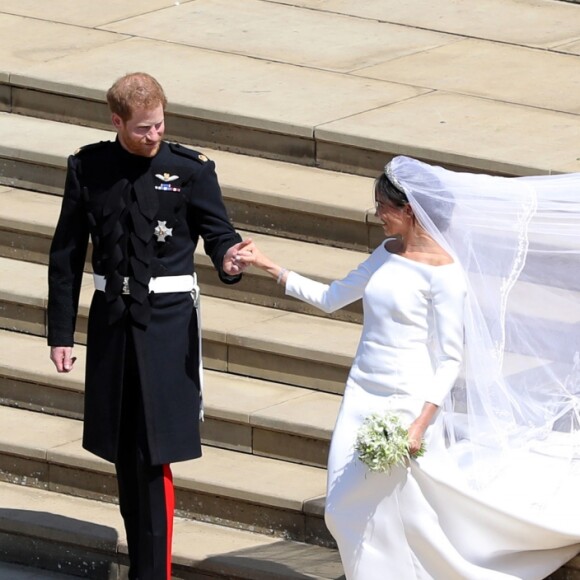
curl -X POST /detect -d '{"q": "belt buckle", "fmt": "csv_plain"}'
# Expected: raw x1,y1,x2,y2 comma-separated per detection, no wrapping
122,277,130,295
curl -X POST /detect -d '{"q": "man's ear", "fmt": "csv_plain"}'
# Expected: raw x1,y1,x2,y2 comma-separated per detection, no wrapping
111,113,123,130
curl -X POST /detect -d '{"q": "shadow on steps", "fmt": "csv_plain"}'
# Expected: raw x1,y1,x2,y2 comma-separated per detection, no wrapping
184,539,345,580
0,508,119,579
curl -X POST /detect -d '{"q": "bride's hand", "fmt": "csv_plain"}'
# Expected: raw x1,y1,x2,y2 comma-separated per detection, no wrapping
407,402,437,456
234,243,273,271
407,420,427,456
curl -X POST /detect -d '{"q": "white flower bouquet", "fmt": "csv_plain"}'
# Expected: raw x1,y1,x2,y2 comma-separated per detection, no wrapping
355,412,426,473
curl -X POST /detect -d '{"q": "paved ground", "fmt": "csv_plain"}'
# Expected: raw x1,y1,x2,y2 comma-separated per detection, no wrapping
1,0,580,175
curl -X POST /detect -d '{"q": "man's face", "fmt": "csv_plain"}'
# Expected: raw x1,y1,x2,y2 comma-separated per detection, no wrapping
112,103,165,157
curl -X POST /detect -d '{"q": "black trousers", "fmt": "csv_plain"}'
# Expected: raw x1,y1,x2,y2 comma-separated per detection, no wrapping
115,333,175,580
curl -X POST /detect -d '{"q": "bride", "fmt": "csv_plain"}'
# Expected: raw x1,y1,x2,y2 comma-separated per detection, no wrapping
235,156,580,579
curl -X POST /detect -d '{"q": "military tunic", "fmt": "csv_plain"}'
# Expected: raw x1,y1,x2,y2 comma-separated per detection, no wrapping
48,139,242,465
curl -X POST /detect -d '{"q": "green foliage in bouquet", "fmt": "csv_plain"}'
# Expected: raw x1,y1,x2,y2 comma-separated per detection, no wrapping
355,412,426,473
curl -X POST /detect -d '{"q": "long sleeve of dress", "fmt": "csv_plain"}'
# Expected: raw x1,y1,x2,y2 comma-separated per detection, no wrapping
426,268,466,406
284,250,378,313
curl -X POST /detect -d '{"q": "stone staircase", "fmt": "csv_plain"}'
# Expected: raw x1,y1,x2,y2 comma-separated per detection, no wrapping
0,86,579,580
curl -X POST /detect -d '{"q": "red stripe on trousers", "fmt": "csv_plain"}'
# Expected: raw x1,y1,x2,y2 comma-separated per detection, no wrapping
163,464,175,580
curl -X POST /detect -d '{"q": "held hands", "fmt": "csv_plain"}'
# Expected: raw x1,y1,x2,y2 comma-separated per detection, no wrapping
229,240,276,271
224,238,280,275
224,238,287,284
223,239,256,275
50,346,76,373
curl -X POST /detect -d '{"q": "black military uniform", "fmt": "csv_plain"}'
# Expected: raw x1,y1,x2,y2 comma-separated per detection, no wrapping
48,139,242,578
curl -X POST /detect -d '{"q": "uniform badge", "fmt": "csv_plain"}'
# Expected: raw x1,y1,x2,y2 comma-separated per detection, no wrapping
155,173,181,192
154,220,173,242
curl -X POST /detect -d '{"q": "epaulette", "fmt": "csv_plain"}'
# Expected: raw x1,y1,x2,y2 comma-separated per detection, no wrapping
73,140,110,156
168,142,209,164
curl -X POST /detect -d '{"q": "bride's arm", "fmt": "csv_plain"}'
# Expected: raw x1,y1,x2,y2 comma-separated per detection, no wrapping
285,267,369,313
408,268,467,454
235,243,374,313
427,268,467,406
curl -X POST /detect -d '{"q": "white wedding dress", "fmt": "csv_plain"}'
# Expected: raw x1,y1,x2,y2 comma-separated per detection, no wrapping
285,243,580,580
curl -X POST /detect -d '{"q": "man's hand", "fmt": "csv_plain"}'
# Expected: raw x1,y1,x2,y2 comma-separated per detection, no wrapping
50,346,76,373
223,238,255,275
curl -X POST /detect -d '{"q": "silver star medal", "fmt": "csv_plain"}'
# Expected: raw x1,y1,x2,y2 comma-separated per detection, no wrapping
154,220,173,242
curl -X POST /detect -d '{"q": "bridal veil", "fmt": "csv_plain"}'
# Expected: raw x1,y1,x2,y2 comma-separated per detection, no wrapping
389,156,580,534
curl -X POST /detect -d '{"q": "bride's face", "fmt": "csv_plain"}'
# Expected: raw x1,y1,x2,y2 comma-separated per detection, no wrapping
374,196,412,238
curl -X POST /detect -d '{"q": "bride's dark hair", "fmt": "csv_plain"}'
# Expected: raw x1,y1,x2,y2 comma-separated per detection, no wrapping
374,173,409,208
374,169,454,232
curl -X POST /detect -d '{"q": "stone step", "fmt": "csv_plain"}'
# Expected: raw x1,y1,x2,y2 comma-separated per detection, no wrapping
0,187,366,323
0,257,359,395
0,561,78,579
0,481,343,579
0,329,339,469
0,404,332,547
3,12,580,178
2,28,423,173
0,113,377,251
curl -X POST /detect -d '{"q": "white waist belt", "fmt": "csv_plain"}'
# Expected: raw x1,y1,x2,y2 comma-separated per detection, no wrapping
93,271,205,420
93,273,197,295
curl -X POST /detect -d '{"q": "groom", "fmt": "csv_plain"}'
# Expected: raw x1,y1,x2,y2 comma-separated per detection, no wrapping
47,72,251,579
